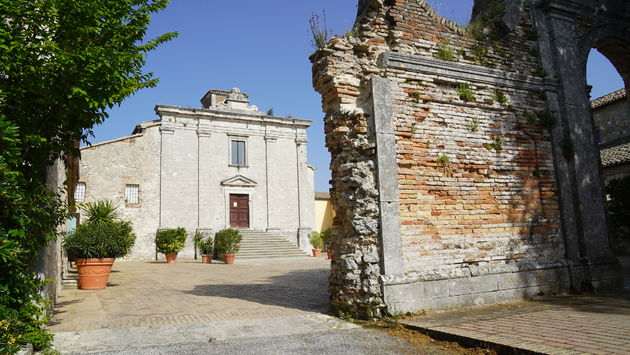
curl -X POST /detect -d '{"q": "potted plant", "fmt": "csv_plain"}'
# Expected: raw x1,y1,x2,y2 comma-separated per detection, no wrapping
155,227,187,263
195,232,214,264
63,200,136,290
321,228,333,259
308,231,324,257
215,228,242,264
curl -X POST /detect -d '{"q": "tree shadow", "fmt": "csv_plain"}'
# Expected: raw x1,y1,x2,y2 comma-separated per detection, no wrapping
183,269,330,314
530,292,630,315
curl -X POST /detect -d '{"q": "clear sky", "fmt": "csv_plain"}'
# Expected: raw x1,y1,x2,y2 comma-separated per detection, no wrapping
92,0,624,192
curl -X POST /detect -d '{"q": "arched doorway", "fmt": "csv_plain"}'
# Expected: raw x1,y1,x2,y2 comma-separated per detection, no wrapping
586,44,630,289
531,0,630,289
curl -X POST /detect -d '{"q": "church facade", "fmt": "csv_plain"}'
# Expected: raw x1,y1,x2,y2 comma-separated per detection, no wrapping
77,88,314,260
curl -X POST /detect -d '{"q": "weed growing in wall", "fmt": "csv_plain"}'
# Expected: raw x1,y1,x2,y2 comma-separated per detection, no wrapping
483,136,504,152
457,83,475,102
436,154,450,165
309,11,331,50
434,45,458,62
473,45,487,64
468,117,480,132
409,91,422,102
492,89,508,104
493,43,508,58
524,110,537,123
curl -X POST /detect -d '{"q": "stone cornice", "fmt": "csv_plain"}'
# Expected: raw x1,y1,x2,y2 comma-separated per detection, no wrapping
154,105,311,129
383,52,555,92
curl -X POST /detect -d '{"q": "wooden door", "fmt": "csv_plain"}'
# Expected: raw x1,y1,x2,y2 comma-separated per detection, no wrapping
229,194,249,228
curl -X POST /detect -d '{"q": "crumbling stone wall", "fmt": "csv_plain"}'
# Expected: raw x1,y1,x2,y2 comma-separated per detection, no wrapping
312,0,625,317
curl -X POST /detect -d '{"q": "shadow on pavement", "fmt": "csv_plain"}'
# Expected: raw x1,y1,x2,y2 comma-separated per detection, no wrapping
183,269,330,314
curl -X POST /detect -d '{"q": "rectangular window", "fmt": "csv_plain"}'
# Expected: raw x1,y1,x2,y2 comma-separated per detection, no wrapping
125,184,139,204
231,140,246,166
75,182,86,202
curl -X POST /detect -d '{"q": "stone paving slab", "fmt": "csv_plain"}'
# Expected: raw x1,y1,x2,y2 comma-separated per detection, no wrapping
401,294,630,355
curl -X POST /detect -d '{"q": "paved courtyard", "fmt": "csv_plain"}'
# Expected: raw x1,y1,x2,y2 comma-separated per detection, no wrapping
50,258,332,332
50,258,473,355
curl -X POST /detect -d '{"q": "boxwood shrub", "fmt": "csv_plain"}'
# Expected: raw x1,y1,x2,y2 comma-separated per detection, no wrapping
215,229,242,254
155,227,187,254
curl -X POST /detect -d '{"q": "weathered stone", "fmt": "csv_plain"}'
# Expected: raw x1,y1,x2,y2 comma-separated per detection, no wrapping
313,0,625,317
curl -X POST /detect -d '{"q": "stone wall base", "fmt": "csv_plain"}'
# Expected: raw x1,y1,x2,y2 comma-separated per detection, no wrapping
382,262,622,315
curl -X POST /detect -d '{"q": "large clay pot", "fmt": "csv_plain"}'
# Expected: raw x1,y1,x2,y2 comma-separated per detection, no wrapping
312,249,321,257
201,254,212,264
165,253,177,264
326,250,333,260
76,258,115,290
223,254,236,264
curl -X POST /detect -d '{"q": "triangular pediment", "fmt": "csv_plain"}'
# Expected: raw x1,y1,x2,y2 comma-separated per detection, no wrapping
221,175,257,187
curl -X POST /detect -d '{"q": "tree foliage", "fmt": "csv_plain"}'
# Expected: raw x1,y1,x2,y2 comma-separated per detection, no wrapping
0,0,175,352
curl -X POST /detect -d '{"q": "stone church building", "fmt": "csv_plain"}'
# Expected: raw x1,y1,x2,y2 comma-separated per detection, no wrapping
77,88,314,260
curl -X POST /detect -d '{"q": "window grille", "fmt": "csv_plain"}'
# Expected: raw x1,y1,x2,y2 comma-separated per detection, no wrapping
125,184,139,204
75,182,86,202
231,140,246,166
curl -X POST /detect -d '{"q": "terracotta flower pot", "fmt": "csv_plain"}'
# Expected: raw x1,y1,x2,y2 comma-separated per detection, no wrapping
201,254,212,264
75,258,115,290
165,253,177,264
326,250,333,260
312,249,321,257
224,254,236,264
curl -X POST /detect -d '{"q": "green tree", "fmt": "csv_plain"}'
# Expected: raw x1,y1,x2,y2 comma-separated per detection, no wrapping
0,1,176,352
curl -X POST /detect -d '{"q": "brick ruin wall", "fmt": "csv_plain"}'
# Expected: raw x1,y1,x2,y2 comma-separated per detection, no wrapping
312,0,580,317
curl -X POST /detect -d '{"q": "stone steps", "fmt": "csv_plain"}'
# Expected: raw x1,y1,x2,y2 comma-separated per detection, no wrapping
234,230,310,260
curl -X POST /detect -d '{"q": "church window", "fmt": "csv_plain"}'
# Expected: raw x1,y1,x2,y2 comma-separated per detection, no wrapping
125,184,139,204
75,182,86,202
230,140,247,166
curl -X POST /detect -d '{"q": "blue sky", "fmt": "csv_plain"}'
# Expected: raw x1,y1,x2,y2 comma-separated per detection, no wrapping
92,0,624,191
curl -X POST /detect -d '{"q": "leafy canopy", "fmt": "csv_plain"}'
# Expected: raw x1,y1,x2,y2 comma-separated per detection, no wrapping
0,0,178,167
0,0,175,352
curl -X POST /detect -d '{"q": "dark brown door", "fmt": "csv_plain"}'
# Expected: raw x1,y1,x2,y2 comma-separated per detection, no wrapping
229,194,249,228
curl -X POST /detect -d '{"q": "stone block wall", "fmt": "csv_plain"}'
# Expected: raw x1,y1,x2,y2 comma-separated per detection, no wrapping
311,0,623,317
592,92,629,146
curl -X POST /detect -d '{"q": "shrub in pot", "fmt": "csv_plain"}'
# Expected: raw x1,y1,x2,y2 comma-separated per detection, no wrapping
321,228,333,259
63,200,136,290
195,232,214,264
308,231,324,257
215,228,242,264
155,227,187,263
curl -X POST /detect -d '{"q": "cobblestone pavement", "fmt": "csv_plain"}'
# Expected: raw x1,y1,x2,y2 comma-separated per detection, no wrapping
50,258,465,354
50,258,331,332
402,294,630,355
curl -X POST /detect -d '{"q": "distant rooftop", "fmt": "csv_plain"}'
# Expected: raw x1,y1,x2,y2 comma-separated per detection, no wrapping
591,88,626,109
601,140,630,168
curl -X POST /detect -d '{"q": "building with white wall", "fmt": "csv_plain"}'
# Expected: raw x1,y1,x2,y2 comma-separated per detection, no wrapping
77,88,314,260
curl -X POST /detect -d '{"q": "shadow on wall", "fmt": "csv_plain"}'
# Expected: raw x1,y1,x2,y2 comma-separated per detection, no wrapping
183,268,330,314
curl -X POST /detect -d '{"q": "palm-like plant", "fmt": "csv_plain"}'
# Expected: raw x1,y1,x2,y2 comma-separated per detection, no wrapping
81,200,118,223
